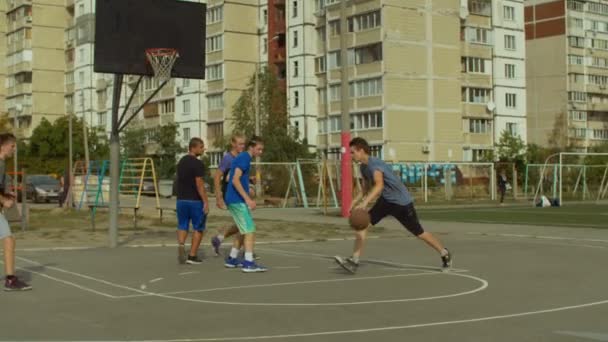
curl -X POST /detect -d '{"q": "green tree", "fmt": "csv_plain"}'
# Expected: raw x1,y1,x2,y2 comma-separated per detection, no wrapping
496,130,527,176
223,67,314,162
120,126,146,158
152,123,184,179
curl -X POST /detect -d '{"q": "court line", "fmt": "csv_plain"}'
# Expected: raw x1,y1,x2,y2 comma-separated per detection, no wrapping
466,232,608,244
0,260,117,299
149,278,163,283
117,272,438,299
115,272,488,307
257,247,470,273
64,298,608,342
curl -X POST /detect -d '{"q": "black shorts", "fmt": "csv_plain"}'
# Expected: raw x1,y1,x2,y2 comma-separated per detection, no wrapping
369,197,424,236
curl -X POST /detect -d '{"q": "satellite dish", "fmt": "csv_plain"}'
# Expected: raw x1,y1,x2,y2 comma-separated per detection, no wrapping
15,104,23,112
487,101,496,112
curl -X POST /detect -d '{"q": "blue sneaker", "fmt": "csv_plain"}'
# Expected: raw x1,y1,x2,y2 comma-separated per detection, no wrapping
224,257,242,268
211,236,222,256
241,260,268,273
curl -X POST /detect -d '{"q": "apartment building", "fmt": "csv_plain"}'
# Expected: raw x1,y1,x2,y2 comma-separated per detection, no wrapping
5,0,66,138
526,0,608,149
298,0,527,162
0,1,6,114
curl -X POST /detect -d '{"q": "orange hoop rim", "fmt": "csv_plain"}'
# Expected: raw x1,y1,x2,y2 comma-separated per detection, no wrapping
145,48,179,57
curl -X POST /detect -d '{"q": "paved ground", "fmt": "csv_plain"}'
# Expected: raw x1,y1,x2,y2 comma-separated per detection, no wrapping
2,214,608,341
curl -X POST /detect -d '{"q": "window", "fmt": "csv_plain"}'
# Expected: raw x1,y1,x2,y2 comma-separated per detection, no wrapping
592,38,608,50
350,78,383,97
315,56,326,73
263,9,268,25
79,48,85,62
292,0,298,17
206,35,223,52
329,84,341,101
293,91,299,107
328,116,342,132
317,26,326,41
98,112,107,126
351,111,383,131
206,64,223,81
503,5,515,21
588,74,608,85
293,30,298,47
208,94,224,110
505,93,517,108
78,3,84,15
469,119,491,134
465,27,493,45
506,122,519,135
328,51,341,69
592,129,608,140
262,37,267,54
318,88,327,104
347,10,381,32
569,128,587,138
569,36,585,48
207,6,224,24
329,20,341,36
592,56,608,68
293,60,299,77
318,118,327,133
589,2,608,15
568,91,587,102
159,100,175,114
569,110,587,121
79,71,85,85
461,57,488,73
183,128,191,141
568,1,584,11
471,149,492,162
183,99,191,115
569,17,583,29
469,0,491,16
505,64,515,79
208,152,223,167
462,87,491,103
351,43,382,65
504,35,516,50
208,122,224,140
569,55,584,65
570,73,584,83
183,79,190,87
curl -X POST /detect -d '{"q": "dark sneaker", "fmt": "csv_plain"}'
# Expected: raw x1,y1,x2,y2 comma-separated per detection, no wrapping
441,249,453,270
334,256,358,274
211,236,222,256
186,255,203,265
224,257,243,268
4,277,32,291
178,244,186,264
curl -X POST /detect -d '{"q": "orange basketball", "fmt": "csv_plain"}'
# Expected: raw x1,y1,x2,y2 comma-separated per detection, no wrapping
349,208,370,230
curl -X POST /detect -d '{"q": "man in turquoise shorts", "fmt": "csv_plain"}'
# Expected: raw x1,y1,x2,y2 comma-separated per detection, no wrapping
223,136,267,273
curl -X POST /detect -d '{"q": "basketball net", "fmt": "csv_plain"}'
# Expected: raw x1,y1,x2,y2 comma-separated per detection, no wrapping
145,48,179,82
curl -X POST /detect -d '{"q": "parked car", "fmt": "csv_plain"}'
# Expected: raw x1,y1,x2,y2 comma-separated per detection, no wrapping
25,175,62,203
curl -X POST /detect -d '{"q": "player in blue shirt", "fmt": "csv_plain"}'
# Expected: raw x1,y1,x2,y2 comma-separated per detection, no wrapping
223,136,267,272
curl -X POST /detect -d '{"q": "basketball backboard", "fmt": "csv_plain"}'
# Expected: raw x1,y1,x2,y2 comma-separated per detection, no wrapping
94,0,206,79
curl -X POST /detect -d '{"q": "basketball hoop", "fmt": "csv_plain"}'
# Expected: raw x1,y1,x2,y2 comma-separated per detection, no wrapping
145,48,179,82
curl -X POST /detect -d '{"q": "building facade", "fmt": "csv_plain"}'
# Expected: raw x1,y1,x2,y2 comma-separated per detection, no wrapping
5,0,66,138
526,0,608,149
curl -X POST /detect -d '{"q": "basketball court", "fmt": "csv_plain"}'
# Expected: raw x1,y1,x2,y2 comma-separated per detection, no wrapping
2,218,608,341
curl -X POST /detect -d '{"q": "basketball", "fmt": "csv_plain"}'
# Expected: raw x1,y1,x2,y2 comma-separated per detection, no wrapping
349,208,370,230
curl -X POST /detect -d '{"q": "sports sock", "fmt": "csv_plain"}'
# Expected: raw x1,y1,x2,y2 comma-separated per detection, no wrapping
440,248,449,257
229,248,239,259
245,252,254,262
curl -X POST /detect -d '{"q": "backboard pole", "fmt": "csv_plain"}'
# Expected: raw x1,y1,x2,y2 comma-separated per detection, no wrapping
109,74,124,248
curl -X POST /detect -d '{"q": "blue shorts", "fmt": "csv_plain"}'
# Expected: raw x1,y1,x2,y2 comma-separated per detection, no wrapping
176,200,206,232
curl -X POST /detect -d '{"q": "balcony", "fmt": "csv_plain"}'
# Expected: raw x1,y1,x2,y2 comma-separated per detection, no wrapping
8,39,32,54
464,132,492,146
8,16,33,32
7,83,32,97
7,61,32,75
8,0,33,12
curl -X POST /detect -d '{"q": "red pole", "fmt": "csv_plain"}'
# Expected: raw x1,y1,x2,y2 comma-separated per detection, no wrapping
341,133,352,217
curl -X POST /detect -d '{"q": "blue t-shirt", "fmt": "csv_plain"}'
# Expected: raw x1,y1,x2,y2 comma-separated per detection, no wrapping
225,152,252,205
360,157,412,206
218,152,235,173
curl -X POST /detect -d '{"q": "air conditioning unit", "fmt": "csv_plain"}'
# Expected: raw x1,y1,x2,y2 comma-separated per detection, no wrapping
421,145,430,154
176,86,183,95
25,16,32,23
65,40,73,48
